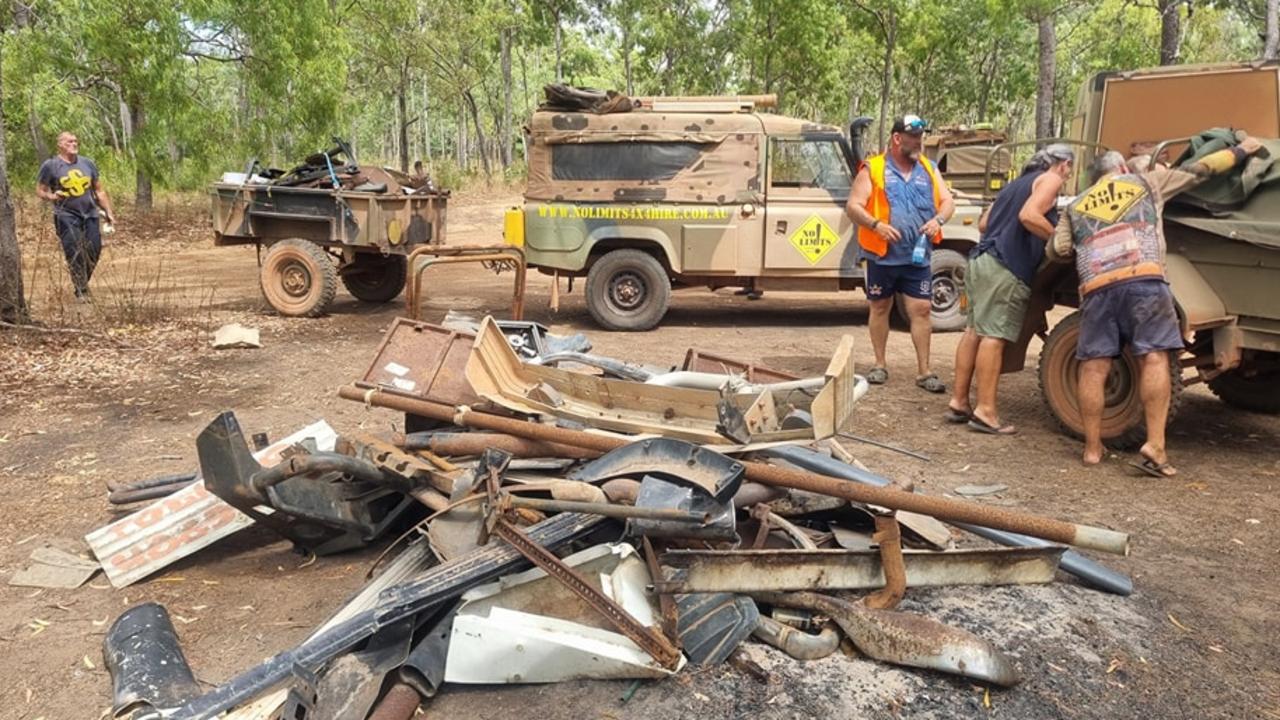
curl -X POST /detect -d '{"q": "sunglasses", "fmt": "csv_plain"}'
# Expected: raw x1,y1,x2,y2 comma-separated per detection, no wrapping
900,115,928,133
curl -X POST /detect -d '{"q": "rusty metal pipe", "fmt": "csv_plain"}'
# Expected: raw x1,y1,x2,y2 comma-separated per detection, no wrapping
366,681,422,720
338,387,1130,555
753,616,841,660
400,431,597,459
506,495,710,524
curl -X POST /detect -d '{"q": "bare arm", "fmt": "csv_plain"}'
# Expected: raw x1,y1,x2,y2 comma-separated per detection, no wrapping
919,179,955,238
977,206,991,234
94,178,116,224
1017,172,1064,241
844,167,901,243
36,181,66,202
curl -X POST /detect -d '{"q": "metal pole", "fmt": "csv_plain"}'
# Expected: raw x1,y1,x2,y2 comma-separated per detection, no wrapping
505,494,711,524
761,445,1133,595
338,386,1131,556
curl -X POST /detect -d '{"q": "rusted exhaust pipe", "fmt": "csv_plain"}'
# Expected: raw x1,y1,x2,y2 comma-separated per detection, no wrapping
338,387,1129,555
753,616,841,660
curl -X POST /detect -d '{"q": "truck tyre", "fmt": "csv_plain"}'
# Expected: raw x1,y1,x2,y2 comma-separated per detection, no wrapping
895,249,968,332
1208,358,1280,413
260,239,338,317
342,254,407,303
1038,310,1182,449
585,249,671,331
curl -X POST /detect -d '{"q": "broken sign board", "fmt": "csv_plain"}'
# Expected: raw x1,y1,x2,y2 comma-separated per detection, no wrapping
85,420,337,588
8,546,100,589
445,543,684,683
466,316,859,443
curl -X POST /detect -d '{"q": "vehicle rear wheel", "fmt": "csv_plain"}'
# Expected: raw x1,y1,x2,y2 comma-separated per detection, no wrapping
1208,354,1280,413
585,249,671,331
1038,310,1182,449
260,239,338,317
896,249,968,332
342,253,407,303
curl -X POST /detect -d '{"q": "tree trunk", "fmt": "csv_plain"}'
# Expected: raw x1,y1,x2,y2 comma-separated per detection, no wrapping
1035,13,1056,143
27,103,47,160
0,38,27,323
463,90,492,177
1265,0,1279,61
397,66,410,172
875,8,896,153
131,102,152,213
500,27,514,168
976,39,999,122
1158,0,1181,65
622,21,633,95
421,80,431,163
554,10,563,82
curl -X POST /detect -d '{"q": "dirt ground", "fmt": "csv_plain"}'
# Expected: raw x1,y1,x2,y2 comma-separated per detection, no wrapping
1,193,1277,720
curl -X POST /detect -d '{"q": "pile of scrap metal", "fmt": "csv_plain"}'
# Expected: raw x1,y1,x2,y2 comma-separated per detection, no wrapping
220,137,437,194
99,315,1134,720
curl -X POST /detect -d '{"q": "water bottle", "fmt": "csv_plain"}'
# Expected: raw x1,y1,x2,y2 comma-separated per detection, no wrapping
911,233,928,266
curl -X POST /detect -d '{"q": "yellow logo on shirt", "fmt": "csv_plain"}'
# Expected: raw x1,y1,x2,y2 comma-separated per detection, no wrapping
1073,178,1146,224
59,168,91,197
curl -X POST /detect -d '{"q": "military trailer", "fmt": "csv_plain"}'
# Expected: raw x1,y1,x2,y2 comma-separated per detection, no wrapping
923,125,1013,198
1010,62,1280,446
505,95,981,331
210,143,448,317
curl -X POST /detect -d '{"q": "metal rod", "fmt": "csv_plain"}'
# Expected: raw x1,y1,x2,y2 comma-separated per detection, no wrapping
760,445,1134,595
837,431,931,462
504,494,710,524
338,386,1131,556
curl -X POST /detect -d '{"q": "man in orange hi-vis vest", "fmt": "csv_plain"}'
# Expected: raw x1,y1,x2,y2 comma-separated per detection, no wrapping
846,115,955,394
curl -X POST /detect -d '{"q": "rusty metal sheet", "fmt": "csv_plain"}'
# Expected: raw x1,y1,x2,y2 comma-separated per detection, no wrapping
656,547,1064,594
84,421,336,588
356,318,482,406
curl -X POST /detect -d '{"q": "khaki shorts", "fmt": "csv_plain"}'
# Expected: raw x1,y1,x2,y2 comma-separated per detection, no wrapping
966,252,1030,342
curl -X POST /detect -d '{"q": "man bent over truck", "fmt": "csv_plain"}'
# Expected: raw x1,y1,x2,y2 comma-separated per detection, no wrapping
1048,137,1265,477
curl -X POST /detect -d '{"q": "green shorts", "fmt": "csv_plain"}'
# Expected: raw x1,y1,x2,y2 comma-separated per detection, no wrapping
965,252,1030,342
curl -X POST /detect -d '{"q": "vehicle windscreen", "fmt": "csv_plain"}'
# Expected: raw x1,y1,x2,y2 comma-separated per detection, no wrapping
769,139,853,191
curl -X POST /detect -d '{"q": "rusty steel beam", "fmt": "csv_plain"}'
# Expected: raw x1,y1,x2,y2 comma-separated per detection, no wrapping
337,386,1130,555
656,547,1064,593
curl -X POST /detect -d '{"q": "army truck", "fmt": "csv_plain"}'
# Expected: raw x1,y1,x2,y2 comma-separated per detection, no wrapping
505,95,982,331
1009,62,1280,446
923,125,1013,197
210,140,448,317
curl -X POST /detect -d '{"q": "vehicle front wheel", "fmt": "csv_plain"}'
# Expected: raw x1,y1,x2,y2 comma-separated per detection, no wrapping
585,249,672,331
896,248,969,332
1038,310,1182,449
1208,354,1280,413
260,239,338,317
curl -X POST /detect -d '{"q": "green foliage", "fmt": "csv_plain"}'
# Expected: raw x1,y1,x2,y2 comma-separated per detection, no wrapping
0,0,1270,198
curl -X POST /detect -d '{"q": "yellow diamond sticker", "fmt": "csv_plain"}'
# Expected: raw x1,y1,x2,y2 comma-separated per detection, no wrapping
789,215,841,265
1073,178,1147,224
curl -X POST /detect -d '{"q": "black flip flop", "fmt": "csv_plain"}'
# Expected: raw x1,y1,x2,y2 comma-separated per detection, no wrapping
1129,458,1177,478
967,417,1018,435
944,408,971,424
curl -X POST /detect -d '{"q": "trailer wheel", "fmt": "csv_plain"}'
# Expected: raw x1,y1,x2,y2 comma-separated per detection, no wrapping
1038,310,1182,449
343,254,407,303
260,239,338,317
585,249,671,331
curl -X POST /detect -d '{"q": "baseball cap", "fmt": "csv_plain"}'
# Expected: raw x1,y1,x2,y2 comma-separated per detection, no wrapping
891,114,928,135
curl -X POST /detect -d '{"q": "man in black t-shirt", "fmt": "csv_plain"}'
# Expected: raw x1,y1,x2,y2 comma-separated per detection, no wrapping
36,131,117,299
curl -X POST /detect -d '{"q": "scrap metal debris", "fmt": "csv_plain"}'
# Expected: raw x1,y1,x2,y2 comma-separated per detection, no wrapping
86,312,1138,719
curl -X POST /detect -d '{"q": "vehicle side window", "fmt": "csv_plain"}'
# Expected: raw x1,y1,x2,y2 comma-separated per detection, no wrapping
551,142,707,181
769,139,852,191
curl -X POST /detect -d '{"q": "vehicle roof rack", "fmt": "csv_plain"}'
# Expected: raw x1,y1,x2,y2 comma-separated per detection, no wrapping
633,95,778,113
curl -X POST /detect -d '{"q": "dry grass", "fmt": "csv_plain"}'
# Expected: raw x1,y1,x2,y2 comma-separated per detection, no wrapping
1,196,223,413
